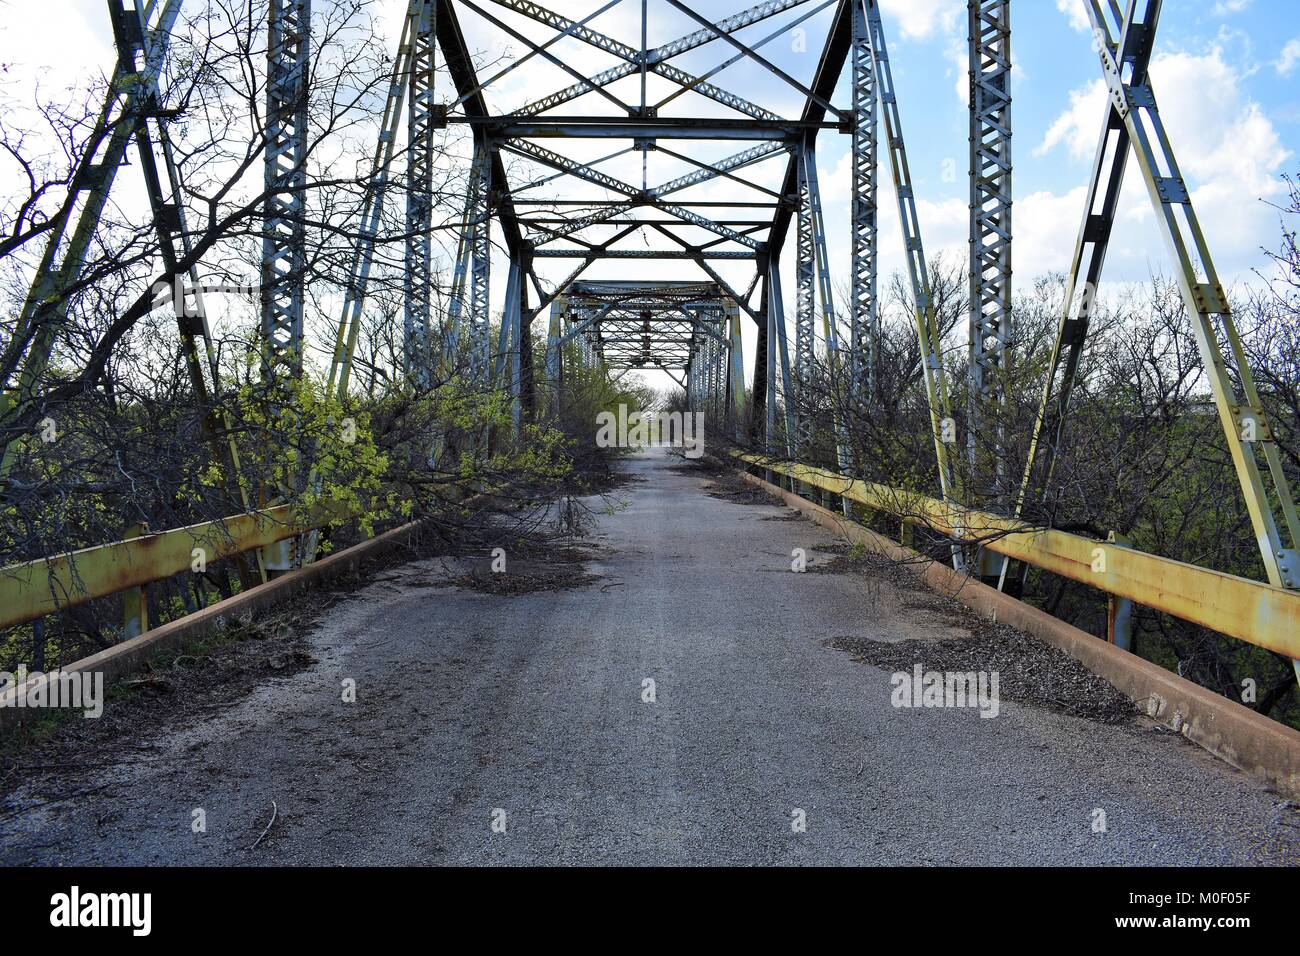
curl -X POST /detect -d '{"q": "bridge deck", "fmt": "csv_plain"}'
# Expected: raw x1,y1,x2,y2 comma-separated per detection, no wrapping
2,449,1294,865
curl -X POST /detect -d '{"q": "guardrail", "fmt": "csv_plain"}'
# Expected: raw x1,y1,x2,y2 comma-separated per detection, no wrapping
0,502,346,631
734,452,1300,659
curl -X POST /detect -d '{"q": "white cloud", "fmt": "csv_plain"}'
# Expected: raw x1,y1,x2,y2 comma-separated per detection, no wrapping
0,1,109,88
1035,79,1107,161
1212,0,1252,15
1276,38,1300,76
879,0,963,41
947,37,969,107
1146,49,1288,187
1016,187,1089,283
1054,0,1092,33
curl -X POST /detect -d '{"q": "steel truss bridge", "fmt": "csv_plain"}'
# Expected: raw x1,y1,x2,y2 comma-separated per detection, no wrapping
1,0,1298,692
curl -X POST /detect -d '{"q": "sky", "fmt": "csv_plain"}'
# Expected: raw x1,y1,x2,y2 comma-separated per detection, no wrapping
1,0,1297,390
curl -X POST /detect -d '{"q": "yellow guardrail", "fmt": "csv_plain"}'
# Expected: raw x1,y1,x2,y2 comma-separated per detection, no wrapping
0,502,347,631
735,452,1300,659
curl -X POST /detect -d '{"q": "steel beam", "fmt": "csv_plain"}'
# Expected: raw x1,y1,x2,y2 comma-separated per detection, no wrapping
481,120,818,140
502,139,764,250
793,145,817,457
663,0,846,120
466,141,493,384
404,0,437,391
849,0,878,407
507,0,809,120
261,0,312,379
967,0,1012,511
647,142,789,200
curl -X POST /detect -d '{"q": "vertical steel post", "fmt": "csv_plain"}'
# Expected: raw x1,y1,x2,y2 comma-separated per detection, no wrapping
794,146,816,458
726,298,746,442
260,0,311,574
803,138,852,505
546,295,566,413
503,256,524,435
466,141,493,385
494,258,518,385
768,260,797,466
404,0,437,391
967,0,1012,512
1106,532,1135,651
850,0,879,408
764,269,778,461
704,329,713,414
686,336,696,410
122,523,148,638
261,0,312,379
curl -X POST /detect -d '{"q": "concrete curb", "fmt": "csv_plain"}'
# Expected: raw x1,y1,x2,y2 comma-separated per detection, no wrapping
738,467,1300,799
0,518,431,732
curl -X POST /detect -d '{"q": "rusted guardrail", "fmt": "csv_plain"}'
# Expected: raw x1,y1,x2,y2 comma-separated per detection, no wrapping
734,452,1300,659
0,502,346,631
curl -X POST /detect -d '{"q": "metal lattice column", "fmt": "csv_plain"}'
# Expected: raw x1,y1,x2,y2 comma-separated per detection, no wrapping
701,319,714,412
850,0,879,408
725,299,746,441
687,338,697,410
404,0,437,391
578,301,594,371
501,255,525,434
765,259,796,462
261,0,311,379
719,315,730,412
793,146,817,456
465,141,493,385
804,139,852,491
967,0,1012,508
691,315,703,406
702,323,712,411
709,331,717,410
546,295,566,410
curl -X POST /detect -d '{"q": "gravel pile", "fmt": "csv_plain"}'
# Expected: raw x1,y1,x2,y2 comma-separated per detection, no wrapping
829,620,1139,725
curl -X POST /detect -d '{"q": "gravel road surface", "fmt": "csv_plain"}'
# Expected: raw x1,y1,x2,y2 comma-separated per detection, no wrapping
2,448,1296,865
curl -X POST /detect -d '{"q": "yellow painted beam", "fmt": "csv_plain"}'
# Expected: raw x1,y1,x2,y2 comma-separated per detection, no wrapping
0,502,345,631
735,452,1300,658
